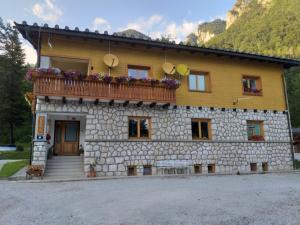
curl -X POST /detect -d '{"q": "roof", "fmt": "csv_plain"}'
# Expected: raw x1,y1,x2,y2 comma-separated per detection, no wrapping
15,21,300,69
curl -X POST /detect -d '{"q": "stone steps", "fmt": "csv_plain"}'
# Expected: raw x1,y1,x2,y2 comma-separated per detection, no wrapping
44,156,85,179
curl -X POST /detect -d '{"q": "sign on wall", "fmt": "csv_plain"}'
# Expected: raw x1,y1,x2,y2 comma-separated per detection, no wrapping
36,115,46,140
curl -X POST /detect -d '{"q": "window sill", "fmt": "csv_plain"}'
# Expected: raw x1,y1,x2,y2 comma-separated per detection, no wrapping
243,92,262,96
189,90,211,93
128,137,151,140
192,138,212,141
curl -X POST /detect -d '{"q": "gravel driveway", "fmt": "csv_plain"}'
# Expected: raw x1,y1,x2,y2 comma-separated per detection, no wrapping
0,173,300,225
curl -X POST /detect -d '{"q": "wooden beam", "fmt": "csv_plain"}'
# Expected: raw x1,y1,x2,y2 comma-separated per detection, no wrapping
45,96,50,103
79,98,83,104
163,103,170,109
123,100,129,107
136,101,143,107
109,100,114,106
62,97,66,104
149,102,156,108
94,99,99,105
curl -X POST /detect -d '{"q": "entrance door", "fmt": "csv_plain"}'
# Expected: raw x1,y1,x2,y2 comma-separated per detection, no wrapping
54,121,80,155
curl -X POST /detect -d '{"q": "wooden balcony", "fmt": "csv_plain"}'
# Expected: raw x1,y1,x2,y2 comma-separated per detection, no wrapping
33,75,176,105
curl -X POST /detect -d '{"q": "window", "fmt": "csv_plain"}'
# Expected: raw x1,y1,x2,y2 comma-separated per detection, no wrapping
247,121,264,141
242,76,262,95
128,65,149,79
194,164,202,174
143,165,152,175
207,164,215,173
191,119,211,140
48,56,89,75
188,72,210,92
127,166,137,176
262,162,268,172
250,163,257,172
64,122,78,142
128,117,151,139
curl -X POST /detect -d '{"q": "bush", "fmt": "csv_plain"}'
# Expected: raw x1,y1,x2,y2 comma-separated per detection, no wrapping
16,145,24,151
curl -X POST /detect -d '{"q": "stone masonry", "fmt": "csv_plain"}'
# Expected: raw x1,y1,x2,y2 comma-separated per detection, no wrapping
34,98,293,176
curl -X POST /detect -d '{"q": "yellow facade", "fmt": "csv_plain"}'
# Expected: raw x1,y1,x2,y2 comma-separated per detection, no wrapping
40,34,287,110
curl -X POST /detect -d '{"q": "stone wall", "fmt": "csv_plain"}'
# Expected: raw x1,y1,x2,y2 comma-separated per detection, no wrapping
32,141,48,167
35,99,293,176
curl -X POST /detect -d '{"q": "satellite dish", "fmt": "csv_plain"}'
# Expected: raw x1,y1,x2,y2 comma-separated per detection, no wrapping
176,64,190,76
162,62,175,75
103,54,119,68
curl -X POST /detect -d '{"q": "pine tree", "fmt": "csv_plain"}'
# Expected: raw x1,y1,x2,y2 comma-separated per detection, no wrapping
0,18,28,144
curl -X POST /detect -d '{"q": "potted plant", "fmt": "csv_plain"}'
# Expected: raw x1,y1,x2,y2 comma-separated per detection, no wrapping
102,75,113,83
79,144,84,156
46,133,51,144
88,73,100,81
249,135,265,141
88,159,97,177
115,76,128,84
161,78,180,89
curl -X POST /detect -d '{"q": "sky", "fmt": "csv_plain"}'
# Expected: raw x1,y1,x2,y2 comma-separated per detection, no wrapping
0,0,236,64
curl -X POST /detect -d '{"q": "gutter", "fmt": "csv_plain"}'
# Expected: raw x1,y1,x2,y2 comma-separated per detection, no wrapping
282,71,295,168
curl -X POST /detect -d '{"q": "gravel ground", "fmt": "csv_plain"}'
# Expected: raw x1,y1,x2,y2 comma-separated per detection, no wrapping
0,173,300,225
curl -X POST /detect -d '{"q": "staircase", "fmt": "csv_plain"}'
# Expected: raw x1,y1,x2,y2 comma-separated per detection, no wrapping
44,156,85,179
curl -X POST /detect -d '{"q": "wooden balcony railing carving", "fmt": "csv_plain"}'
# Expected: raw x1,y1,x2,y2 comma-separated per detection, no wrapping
33,75,176,104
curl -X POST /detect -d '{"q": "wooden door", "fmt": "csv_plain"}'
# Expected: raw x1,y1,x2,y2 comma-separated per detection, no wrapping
54,121,80,155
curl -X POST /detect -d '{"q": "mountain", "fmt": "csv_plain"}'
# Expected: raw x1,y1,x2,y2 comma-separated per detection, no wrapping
197,19,226,43
204,0,300,127
113,29,151,40
207,0,300,59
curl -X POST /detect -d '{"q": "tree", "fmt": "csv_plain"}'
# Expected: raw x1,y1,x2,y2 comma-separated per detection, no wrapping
0,18,28,144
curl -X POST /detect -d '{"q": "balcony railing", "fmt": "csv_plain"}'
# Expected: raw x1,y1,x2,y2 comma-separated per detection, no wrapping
33,75,176,104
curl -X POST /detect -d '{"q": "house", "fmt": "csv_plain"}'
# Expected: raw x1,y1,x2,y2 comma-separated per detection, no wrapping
15,21,300,177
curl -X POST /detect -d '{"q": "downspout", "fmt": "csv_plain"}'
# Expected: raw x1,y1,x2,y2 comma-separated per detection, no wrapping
282,70,295,169
29,27,41,165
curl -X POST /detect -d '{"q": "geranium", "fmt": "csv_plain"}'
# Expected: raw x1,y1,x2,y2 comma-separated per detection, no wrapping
88,73,100,81
63,70,84,80
128,76,138,84
24,69,34,82
161,78,180,89
102,75,113,83
115,76,128,83
249,135,265,141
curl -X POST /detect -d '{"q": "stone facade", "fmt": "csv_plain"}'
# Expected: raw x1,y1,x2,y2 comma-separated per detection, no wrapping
35,99,293,176
32,141,48,166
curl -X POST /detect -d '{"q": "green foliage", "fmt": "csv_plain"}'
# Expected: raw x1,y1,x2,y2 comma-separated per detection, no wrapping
0,18,32,144
207,0,300,59
114,29,151,40
185,33,198,46
198,19,226,36
0,149,30,160
206,0,300,127
294,160,300,169
0,160,27,177
285,67,300,127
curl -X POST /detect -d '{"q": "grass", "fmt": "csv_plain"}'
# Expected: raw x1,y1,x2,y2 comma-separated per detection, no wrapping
0,160,28,177
294,160,300,169
0,150,30,160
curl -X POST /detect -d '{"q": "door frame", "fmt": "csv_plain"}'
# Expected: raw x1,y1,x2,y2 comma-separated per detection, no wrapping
54,120,80,156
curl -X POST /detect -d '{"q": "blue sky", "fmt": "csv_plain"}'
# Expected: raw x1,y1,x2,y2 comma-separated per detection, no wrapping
1,0,236,64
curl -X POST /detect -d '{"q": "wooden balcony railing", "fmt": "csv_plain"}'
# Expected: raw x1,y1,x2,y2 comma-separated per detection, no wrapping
33,75,176,104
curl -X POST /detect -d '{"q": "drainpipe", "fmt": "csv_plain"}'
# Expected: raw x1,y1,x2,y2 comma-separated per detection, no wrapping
30,111,36,165
282,71,295,169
